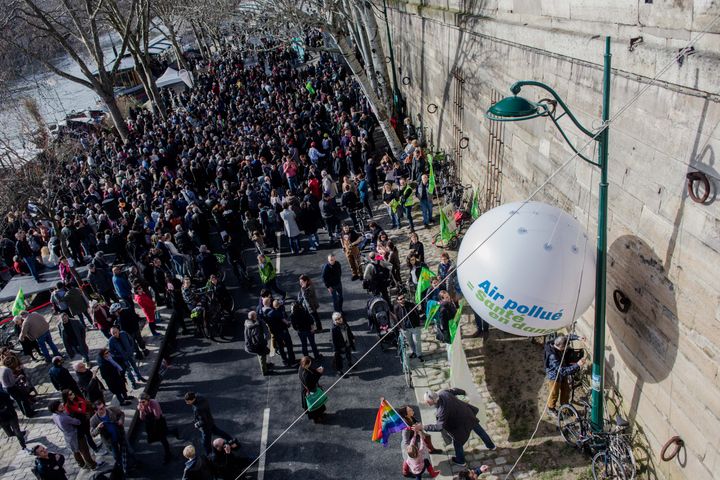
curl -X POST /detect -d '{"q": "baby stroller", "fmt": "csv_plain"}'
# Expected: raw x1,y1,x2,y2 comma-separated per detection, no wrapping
366,296,396,351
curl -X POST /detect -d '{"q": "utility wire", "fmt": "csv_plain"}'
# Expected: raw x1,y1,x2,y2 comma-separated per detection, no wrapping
235,11,720,480
502,12,720,478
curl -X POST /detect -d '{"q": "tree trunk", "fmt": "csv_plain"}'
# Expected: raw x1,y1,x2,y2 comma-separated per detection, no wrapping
135,53,167,120
361,1,393,107
332,30,403,157
99,92,129,141
190,21,210,59
350,6,381,100
165,23,188,70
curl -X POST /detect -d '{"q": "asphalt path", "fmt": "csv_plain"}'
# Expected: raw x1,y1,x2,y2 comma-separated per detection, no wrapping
130,231,416,479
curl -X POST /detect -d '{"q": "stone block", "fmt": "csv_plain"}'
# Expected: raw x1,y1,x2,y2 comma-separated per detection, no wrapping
639,0,693,31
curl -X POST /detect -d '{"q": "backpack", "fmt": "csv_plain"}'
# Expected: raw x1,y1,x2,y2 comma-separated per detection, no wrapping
367,262,390,292
260,207,277,228
245,323,264,353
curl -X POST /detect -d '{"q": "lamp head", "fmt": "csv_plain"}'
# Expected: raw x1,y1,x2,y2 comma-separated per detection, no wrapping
485,95,545,122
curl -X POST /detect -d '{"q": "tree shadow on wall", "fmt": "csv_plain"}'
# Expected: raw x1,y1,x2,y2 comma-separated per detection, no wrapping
607,235,679,479
481,329,547,442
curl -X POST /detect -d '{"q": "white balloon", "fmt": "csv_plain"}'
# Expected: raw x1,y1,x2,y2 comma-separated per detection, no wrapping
457,201,596,337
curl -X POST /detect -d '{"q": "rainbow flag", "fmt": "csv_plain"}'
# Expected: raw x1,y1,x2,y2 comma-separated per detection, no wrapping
371,399,407,446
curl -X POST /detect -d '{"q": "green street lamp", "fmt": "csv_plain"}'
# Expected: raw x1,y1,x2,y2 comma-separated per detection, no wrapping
486,37,612,433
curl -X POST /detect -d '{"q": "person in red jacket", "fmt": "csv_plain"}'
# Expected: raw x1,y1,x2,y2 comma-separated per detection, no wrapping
133,284,160,336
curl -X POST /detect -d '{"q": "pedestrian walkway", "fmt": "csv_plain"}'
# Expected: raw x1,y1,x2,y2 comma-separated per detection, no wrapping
0,304,165,480
413,220,530,480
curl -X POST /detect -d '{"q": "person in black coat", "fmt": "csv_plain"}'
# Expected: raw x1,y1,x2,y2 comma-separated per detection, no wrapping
58,314,90,364
32,445,67,480
184,392,234,455
330,312,355,375
298,356,326,422
0,390,26,449
97,348,130,405
73,361,105,404
289,302,321,358
48,357,81,396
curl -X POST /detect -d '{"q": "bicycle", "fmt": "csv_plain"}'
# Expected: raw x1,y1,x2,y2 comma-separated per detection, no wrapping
352,207,370,234
558,394,636,479
397,329,413,388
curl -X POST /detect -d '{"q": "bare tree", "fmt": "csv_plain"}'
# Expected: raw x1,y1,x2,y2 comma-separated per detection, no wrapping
150,0,189,70
105,0,167,119
0,0,137,141
252,0,403,156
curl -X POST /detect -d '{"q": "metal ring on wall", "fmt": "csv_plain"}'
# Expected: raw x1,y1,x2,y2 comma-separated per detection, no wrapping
426,104,438,114
385,56,392,64
613,289,631,313
459,137,469,149
686,171,710,203
660,436,684,462
402,76,411,85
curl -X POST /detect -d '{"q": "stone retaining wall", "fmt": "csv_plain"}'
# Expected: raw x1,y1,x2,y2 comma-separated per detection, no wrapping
383,1,720,478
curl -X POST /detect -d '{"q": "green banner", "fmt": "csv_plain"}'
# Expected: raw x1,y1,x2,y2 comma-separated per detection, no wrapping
11,287,25,316
471,187,480,219
440,208,453,242
428,154,436,195
448,299,466,343
415,266,437,304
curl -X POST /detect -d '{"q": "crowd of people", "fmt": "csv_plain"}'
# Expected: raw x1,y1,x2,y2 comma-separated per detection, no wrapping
0,31,494,480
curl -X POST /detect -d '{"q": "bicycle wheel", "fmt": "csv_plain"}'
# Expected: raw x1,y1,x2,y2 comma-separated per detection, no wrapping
592,451,628,480
611,436,637,479
401,345,413,388
558,404,584,447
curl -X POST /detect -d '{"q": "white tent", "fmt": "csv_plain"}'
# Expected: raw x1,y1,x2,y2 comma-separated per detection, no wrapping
156,67,183,88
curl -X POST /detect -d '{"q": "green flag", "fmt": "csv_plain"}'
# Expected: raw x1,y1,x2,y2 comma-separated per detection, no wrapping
11,287,25,316
305,81,316,95
471,187,480,219
424,300,440,329
448,299,466,343
440,208,453,243
415,266,437,304
389,198,400,213
428,154,436,195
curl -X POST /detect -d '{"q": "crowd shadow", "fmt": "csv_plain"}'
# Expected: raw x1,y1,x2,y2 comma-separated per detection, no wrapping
323,407,377,430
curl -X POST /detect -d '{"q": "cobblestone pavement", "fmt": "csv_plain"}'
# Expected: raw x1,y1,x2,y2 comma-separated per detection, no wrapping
0,303,164,480
404,214,542,480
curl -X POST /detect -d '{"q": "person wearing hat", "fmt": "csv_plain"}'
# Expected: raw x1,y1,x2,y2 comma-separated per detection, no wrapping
544,334,586,416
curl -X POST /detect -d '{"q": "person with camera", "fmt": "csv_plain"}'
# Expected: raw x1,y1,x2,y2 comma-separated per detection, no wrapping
184,391,236,455
209,438,245,480
544,334,586,416
90,400,128,475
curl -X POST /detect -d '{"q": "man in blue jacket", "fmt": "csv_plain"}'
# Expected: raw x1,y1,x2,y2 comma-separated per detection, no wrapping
544,334,586,415
108,326,146,389
112,266,133,305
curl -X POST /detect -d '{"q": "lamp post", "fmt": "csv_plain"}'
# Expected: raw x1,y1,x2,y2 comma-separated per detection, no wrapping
485,37,612,432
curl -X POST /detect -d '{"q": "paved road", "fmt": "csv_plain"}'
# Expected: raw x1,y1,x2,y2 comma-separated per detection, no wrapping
131,233,416,479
